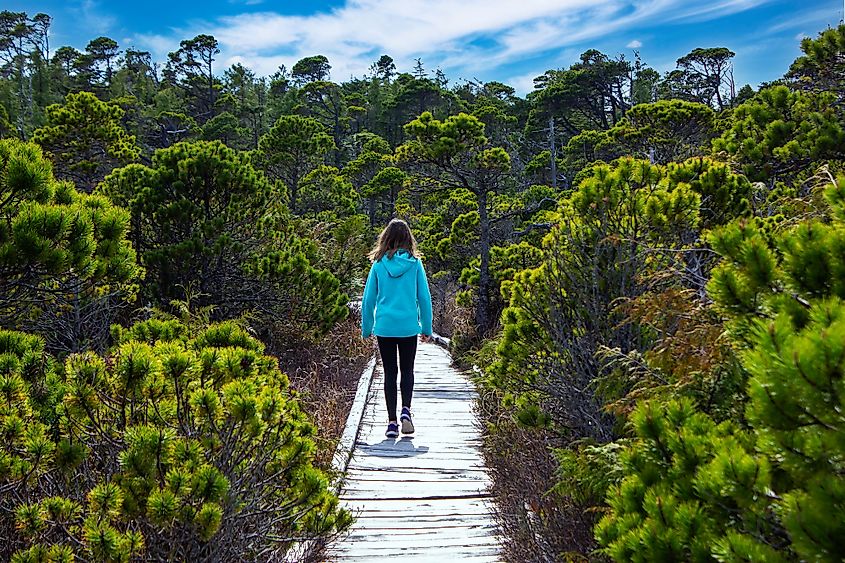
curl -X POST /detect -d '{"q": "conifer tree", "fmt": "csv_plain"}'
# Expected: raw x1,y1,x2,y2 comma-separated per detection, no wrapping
100,140,347,342
33,91,140,192
0,320,352,561
0,138,139,352
787,24,845,95
252,114,334,213
494,158,703,440
713,86,845,185
399,111,511,337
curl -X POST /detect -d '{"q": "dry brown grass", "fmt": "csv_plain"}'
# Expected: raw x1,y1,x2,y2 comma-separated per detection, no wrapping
431,279,461,337
476,387,599,562
278,311,373,469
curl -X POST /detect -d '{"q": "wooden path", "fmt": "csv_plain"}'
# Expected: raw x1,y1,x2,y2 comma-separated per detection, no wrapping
329,342,501,561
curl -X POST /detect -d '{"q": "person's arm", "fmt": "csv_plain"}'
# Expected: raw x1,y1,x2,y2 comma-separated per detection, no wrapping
361,263,378,338
417,259,433,336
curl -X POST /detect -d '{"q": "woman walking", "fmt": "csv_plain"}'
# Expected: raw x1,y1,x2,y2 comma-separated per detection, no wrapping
362,219,433,438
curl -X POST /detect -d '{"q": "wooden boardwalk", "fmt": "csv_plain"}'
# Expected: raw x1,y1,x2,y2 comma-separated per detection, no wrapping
329,342,501,561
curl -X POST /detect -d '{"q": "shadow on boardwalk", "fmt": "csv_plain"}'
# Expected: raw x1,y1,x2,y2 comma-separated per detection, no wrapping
329,342,502,561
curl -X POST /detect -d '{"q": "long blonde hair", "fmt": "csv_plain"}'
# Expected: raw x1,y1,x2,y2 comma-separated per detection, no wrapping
368,218,420,262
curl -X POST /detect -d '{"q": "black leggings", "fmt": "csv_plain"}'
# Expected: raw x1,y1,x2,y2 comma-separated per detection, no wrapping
376,336,417,421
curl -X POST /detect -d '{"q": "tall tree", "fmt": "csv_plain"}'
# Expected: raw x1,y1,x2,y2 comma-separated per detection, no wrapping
399,111,512,336
0,11,34,136
370,54,396,82
300,80,349,165
253,114,334,212
165,34,220,122
223,62,267,148
530,50,632,135
292,54,331,84
85,36,120,89
672,47,736,110
33,91,140,191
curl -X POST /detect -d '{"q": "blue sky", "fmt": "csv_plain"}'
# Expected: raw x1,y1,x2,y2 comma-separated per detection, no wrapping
9,0,844,94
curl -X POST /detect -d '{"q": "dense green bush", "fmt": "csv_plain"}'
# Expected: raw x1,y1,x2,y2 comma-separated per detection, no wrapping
0,138,139,353
99,140,348,342
0,319,351,561
492,158,709,441
598,175,845,561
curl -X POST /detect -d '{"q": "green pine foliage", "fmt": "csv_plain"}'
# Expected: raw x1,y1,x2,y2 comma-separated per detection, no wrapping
787,24,845,95
99,140,348,343
712,86,845,184
743,302,845,561
492,158,705,441
595,400,783,562
32,91,140,192
0,138,139,353
0,319,351,561
599,175,845,561
252,114,335,213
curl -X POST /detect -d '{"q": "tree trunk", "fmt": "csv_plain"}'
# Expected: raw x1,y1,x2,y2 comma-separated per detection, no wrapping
476,188,492,336
548,117,557,190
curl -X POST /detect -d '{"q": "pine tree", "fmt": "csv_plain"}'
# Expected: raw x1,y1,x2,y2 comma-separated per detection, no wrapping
713,86,845,185
0,138,139,352
399,111,512,337
1,319,352,560
32,91,140,192
99,140,347,343
787,24,845,96
252,114,334,213
494,158,703,441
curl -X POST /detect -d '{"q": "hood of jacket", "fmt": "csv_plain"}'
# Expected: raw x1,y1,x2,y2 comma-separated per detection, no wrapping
381,250,417,278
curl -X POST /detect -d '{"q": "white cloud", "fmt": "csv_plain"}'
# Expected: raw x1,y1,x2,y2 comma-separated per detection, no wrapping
506,71,545,96
71,0,117,36
133,33,176,57
768,6,836,34
627,39,643,48
133,0,778,79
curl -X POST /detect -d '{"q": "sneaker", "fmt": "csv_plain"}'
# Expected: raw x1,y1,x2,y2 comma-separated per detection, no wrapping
385,421,399,438
400,407,415,434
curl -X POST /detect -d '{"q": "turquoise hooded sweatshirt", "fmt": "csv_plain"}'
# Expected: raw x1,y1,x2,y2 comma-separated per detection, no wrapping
361,250,433,338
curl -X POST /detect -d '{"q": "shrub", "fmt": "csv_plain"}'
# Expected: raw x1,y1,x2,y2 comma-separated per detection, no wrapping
0,138,139,353
0,319,351,561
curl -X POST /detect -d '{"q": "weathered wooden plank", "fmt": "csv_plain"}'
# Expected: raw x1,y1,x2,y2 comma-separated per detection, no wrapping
334,551,501,562
339,537,501,553
351,515,494,528
347,471,488,483
331,356,378,481
343,488,490,501
348,459,487,472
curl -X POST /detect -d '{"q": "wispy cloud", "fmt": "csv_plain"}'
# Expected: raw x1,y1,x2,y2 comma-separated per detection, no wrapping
71,0,117,36
769,5,838,33
627,39,643,48
133,0,778,80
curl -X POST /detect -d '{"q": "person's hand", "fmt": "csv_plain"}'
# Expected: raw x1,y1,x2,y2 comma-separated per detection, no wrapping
420,334,432,344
